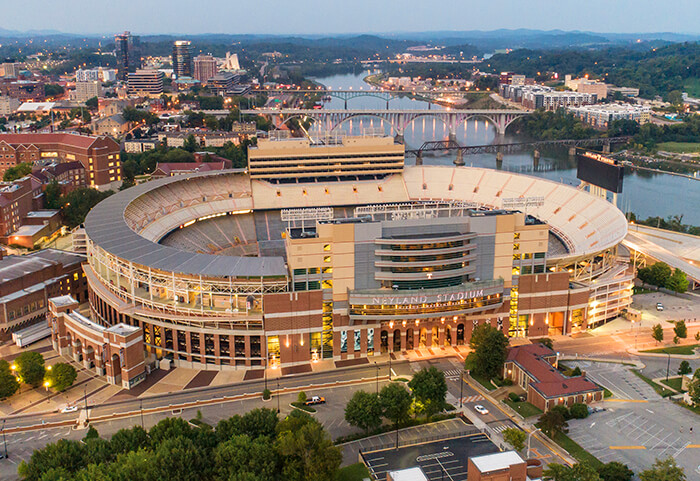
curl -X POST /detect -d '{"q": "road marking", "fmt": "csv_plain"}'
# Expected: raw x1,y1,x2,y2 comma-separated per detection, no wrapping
610,445,646,450
687,444,700,448
590,422,595,428
645,409,654,414
605,399,648,403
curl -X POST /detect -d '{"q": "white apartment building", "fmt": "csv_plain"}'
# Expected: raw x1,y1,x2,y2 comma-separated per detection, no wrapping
569,103,651,128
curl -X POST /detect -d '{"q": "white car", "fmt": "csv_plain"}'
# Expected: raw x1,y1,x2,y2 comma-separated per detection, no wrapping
60,405,78,413
474,405,489,415
656,303,664,311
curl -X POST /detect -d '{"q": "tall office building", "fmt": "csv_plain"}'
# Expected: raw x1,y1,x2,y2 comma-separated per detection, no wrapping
172,40,193,79
193,54,218,82
115,31,142,81
127,70,164,96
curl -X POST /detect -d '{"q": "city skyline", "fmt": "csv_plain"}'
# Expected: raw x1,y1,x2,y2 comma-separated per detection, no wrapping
2,0,700,36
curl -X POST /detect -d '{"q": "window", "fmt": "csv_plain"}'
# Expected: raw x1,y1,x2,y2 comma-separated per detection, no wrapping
340,331,347,353
308,267,320,274
307,281,320,290
534,252,546,259
513,232,520,240
323,244,331,251
322,279,333,289
523,253,532,259
293,268,307,276
522,266,532,274
513,243,520,251
534,265,545,273
513,253,521,260
322,266,333,274
512,267,520,275
323,256,331,263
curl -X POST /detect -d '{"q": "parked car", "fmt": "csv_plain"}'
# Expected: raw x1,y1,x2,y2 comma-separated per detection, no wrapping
304,396,326,406
474,405,489,415
656,303,664,311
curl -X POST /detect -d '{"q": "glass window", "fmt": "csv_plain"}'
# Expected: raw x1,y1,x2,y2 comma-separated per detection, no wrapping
340,331,347,353
513,232,520,240
308,281,320,290
308,267,320,274
293,268,307,275
322,266,333,274
354,331,362,352
513,243,520,251
534,252,546,259
323,256,331,263
322,279,333,289
367,328,374,354
522,265,532,274
323,244,331,251
513,253,521,260
534,264,545,273
523,253,532,259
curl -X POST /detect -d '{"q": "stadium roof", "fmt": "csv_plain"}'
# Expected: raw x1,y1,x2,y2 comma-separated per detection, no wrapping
84,170,287,279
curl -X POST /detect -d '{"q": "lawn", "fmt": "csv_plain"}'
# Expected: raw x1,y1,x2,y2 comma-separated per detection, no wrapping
553,431,603,469
470,372,496,391
503,399,543,418
683,77,700,98
337,463,370,481
290,402,316,413
660,377,685,392
657,142,700,153
603,388,613,398
640,344,698,355
631,370,674,397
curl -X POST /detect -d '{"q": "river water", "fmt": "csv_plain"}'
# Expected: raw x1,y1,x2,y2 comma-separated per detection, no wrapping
310,71,700,225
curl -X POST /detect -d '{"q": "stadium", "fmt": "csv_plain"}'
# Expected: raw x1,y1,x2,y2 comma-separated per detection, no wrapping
82,136,633,373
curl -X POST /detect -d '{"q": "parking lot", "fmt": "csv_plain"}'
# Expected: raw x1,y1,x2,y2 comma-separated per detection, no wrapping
362,433,499,481
566,360,659,400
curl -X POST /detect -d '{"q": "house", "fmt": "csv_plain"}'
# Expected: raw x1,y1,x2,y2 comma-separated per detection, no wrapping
91,114,129,137
503,343,603,412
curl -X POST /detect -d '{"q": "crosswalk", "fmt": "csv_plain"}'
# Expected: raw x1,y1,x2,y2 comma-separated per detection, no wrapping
459,395,484,404
444,369,463,381
491,424,510,433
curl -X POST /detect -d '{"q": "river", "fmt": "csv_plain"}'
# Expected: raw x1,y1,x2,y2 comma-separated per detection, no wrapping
310,71,700,225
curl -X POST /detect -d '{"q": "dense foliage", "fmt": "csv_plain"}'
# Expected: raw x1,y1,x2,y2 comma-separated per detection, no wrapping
466,323,509,379
0,359,19,399
14,351,45,388
60,188,114,229
45,363,77,392
637,262,689,293
19,408,341,481
407,366,448,419
629,213,700,237
508,110,600,140
3,162,33,181
484,42,700,98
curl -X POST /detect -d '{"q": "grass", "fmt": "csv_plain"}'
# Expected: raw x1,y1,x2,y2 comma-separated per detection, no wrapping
291,402,316,413
503,399,543,418
676,399,700,415
393,377,409,383
660,377,685,392
337,463,370,481
631,370,674,397
684,77,700,97
603,388,613,398
553,431,603,469
640,344,698,355
657,142,700,154
470,372,496,391
334,413,457,444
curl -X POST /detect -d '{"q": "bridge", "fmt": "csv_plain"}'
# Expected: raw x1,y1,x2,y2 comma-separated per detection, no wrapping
257,88,484,107
407,137,631,157
241,108,529,137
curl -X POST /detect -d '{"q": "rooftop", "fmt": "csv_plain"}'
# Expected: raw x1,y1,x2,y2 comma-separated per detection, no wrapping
0,249,85,284
470,450,524,473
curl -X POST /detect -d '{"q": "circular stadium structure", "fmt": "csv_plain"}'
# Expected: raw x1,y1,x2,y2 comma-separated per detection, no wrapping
83,164,631,372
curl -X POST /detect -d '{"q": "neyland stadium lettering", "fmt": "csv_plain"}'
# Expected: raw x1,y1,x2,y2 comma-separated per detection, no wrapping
372,289,484,306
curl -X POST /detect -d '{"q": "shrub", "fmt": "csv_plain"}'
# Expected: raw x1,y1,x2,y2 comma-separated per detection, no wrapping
44,363,77,392
550,404,571,420
297,391,307,404
262,388,271,400
569,403,589,419
509,392,521,403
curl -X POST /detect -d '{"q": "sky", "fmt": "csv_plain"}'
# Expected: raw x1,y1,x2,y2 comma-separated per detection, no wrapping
4,0,700,35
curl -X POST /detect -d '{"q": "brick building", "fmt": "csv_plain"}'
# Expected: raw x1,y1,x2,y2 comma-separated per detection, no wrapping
0,249,87,340
0,133,121,190
0,176,43,239
30,160,87,194
504,343,603,412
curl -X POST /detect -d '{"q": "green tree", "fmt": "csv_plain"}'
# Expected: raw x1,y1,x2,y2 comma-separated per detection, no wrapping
543,463,601,481
85,96,99,109
297,391,307,404
674,320,688,340
688,369,700,406
597,461,634,481
15,351,46,387
639,457,686,481
677,360,692,376
45,363,77,392
3,162,33,181
151,436,209,481
569,403,589,419
276,416,341,481
538,409,568,438
44,180,62,209
18,439,86,481
469,323,509,379
345,390,382,433
408,366,448,419
60,188,114,228
214,435,278,480
652,324,664,344
666,269,689,293
44,84,65,98
183,134,199,152
239,408,279,440
109,426,149,455
379,383,412,428
502,427,527,451
0,359,19,399
637,262,672,287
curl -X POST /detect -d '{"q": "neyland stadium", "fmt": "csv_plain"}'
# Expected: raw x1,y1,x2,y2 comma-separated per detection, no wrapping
79,135,633,375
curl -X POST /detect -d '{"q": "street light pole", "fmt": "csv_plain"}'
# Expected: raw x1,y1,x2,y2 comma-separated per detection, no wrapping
84,385,89,424
666,353,671,381
276,377,280,414
527,428,541,458
1,419,7,460
140,399,144,429
460,369,464,408
374,362,379,395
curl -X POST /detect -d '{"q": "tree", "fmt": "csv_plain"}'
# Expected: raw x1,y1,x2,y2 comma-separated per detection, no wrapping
344,390,382,433
183,134,199,152
688,369,700,406
639,457,686,481
45,363,77,392
666,269,689,293
652,324,664,344
637,262,672,287
276,415,341,481
44,180,62,210
569,403,589,419
297,391,307,404
379,383,412,429
214,435,278,481
597,461,634,481
3,161,33,181
469,323,509,379
44,84,65,98
543,463,601,481
85,96,99,109
151,436,209,481
677,360,692,376
109,426,149,455
15,351,46,387
674,320,687,340
60,188,114,228
408,366,448,419
533,337,554,349
502,427,526,451
0,359,19,399
538,409,568,438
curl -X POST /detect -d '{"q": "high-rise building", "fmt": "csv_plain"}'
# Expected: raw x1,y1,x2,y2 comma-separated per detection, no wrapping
172,40,193,79
74,80,102,102
193,54,217,82
127,69,164,96
115,31,142,81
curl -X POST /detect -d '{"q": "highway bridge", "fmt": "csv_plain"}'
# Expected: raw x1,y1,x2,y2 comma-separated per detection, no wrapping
256,88,484,105
407,137,631,157
241,108,530,136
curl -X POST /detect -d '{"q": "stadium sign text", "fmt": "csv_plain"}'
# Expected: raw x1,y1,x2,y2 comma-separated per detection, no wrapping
372,289,485,306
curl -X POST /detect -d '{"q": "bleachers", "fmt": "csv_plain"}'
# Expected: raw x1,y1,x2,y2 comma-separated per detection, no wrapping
160,213,258,256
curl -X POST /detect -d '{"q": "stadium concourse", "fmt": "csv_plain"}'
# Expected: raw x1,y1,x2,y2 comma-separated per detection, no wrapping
50,160,632,388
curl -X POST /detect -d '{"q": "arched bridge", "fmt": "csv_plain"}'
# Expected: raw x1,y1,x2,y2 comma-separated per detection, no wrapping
241,108,530,136
257,88,483,105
